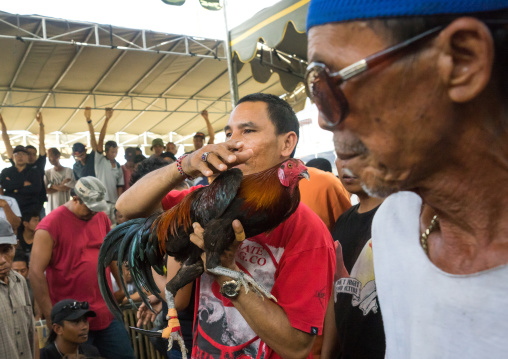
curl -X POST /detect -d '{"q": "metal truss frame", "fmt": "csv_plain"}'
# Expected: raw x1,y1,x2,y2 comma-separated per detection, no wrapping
0,89,230,115
0,13,226,60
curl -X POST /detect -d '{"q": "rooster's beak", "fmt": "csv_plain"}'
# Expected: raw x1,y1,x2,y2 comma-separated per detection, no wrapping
301,170,310,181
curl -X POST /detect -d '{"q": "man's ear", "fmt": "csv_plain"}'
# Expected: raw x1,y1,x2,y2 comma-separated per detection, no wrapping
436,17,495,103
280,131,298,157
53,323,63,335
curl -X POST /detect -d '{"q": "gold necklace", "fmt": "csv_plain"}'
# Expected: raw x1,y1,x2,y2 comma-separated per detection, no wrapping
420,215,440,255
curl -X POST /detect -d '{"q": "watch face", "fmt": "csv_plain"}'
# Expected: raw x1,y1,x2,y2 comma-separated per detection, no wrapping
221,281,240,298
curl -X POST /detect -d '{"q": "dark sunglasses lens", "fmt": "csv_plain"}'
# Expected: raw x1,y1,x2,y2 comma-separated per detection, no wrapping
306,66,344,127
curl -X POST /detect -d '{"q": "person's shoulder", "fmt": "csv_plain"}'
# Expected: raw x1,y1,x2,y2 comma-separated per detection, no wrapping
377,191,421,217
26,165,41,175
290,202,324,223
0,194,16,202
93,211,110,225
373,191,421,233
10,270,26,285
80,343,101,356
1,165,14,174
281,203,331,238
40,343,59,359
40,205,67,223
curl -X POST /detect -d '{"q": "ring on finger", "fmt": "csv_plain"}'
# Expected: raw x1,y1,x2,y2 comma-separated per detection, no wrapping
201,152,211,162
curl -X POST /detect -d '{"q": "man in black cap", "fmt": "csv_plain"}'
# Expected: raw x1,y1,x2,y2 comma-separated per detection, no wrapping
41,299,101,359
1,112,48,218
0,145,43,216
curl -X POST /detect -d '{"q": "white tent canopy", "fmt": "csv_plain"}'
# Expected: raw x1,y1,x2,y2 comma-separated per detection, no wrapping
0,10,289,157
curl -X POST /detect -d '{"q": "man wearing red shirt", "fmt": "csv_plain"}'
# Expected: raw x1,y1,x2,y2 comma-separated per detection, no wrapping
119,93,337,358
30,176,135,359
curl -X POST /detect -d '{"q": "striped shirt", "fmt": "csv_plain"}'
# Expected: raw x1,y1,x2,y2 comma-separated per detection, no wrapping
0,270,35,359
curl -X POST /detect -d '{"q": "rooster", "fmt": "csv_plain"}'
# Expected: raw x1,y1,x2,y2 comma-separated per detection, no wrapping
98,158,309,356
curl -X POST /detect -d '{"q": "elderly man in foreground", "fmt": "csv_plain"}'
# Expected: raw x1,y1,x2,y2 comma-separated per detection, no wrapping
306,0,508,357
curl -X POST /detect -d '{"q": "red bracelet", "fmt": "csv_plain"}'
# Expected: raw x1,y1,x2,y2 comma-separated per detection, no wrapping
176,154,193,180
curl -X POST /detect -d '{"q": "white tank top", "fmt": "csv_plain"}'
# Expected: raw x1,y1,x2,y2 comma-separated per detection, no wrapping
372,191,508,358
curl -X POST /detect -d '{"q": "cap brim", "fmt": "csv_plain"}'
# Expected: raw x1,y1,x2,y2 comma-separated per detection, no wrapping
64,309,97,322
0,235,17,245
84,200,109,213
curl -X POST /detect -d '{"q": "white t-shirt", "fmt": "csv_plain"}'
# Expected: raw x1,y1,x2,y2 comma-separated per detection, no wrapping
94,154,124,203
0,194,21,220
44,167,75,213
372,191,508,358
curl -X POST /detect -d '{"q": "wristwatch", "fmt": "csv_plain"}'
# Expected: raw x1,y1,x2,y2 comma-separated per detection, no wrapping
220,279,241,299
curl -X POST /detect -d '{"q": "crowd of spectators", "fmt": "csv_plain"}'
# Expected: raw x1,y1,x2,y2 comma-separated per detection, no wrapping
0,106,216,358
3,1,505,356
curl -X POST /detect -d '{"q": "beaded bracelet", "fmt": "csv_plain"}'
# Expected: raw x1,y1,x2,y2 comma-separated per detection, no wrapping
176,154,193,180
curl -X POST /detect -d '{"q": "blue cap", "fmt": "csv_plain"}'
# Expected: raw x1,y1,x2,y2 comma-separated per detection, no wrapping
307,0,508,30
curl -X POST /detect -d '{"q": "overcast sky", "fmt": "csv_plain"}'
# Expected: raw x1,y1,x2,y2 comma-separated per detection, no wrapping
0,0,281,39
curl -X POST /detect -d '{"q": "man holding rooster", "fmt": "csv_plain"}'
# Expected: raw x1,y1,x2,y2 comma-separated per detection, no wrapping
117,93,337,358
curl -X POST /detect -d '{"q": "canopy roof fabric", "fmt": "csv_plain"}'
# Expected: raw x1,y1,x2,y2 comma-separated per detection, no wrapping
0,10,289,149
230,0,309,94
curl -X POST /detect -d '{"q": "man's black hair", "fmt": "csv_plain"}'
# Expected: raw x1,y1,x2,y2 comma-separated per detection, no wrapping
25,145,36,152
105,140,118,153
161,152,176,162
134,154,146,164
129,156,170,186
237,93,299,157
22,211,39,224
306,158,333,173
13,250,29,266
48,147,61,157
367,10,508,100
125,147,136,157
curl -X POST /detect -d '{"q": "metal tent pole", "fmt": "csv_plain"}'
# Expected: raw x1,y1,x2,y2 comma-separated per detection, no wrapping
222,0,239,107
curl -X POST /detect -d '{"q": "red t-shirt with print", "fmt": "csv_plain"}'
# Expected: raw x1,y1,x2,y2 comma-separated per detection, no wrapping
162,187,336,358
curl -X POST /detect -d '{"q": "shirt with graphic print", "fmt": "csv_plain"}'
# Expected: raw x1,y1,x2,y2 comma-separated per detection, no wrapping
331,204,385,359
162,188,336,359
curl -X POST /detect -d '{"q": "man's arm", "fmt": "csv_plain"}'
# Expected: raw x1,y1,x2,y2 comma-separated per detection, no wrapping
84,107,98,152
320,295,339,359
17,169,42,195
116,165,124,198
0,113,13,159
0,199,21,231
0,169,23,192
97,108,113,154
191,221,316,358
116,140,253,219
201,110,215,145
36,113,46,157
29,229,54,327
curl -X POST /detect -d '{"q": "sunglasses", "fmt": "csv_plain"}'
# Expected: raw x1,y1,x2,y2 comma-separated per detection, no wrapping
305,20,508,128
62,301,89,311
305,26,444,128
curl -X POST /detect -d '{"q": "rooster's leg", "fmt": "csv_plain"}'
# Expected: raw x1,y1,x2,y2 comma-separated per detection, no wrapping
207,266,277,302
161,255,204,359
